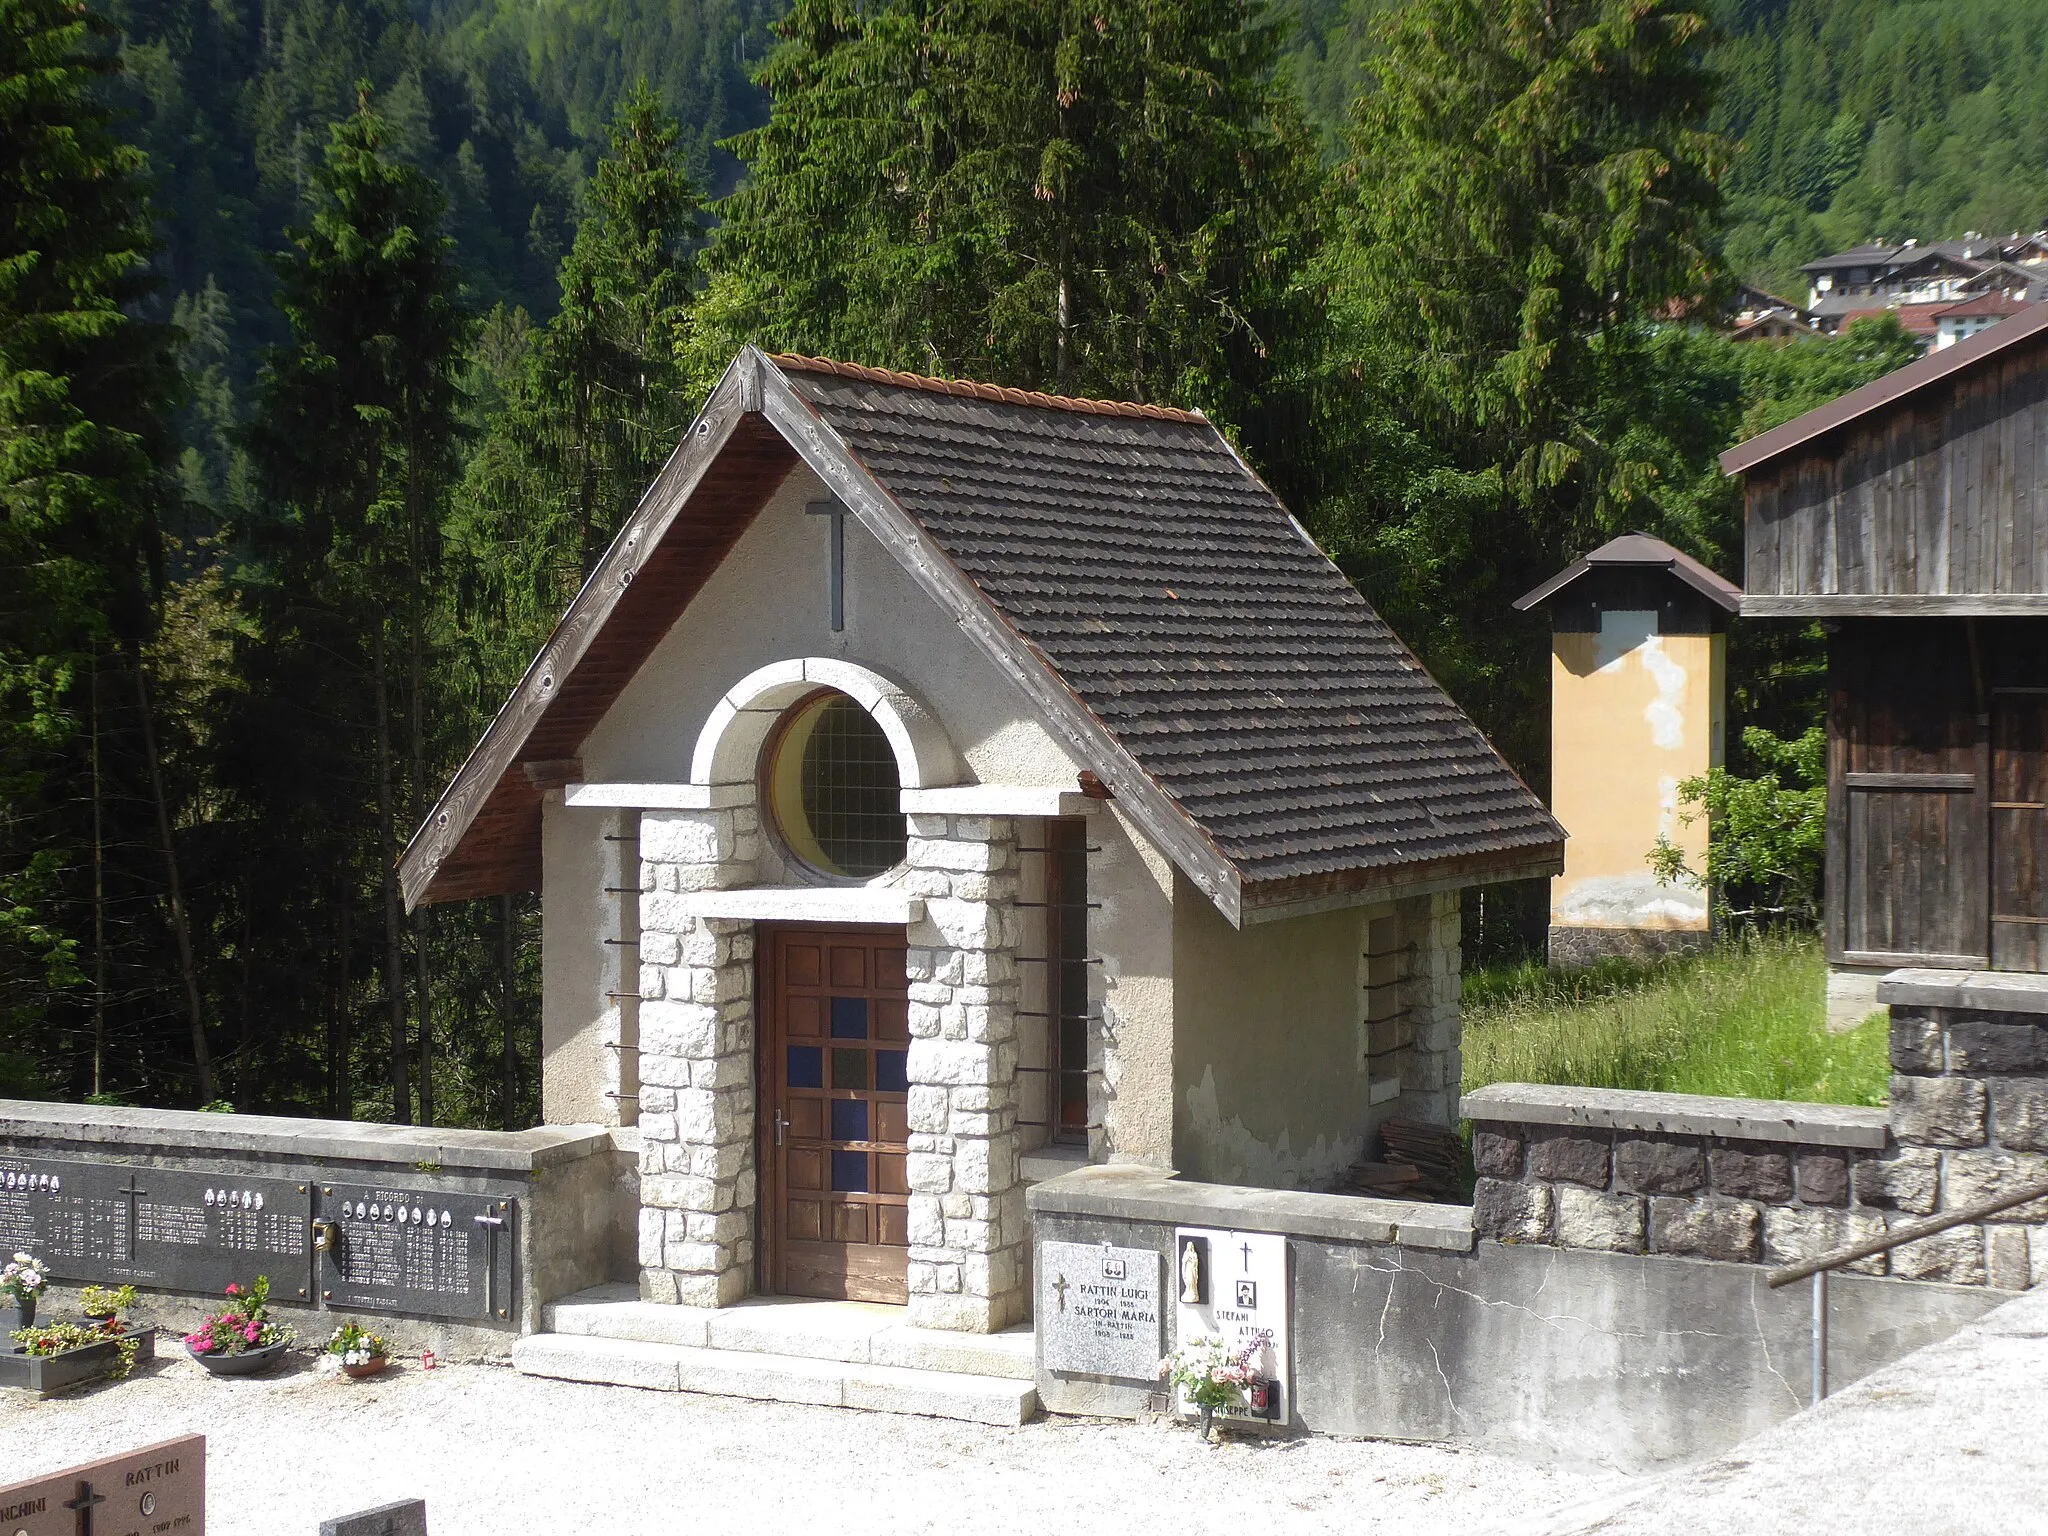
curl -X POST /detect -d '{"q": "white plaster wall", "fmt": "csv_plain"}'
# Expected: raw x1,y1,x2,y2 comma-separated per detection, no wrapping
1092,803,1176,1167
1169,872,1380,1188
578,464,1079,790
541,799,634,1127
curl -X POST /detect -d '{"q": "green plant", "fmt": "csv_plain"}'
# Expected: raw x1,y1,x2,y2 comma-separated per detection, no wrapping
11,1319,140,1377
183,1275,293,1357
1,1252,49,1308
1161,1332,1271,1418
78,1283,136,1319
323,1320,389,1367
1649,726,1826,931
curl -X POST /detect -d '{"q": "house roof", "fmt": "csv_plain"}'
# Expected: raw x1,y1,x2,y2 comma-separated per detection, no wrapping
1512,533,1742,613
1936,291,2031,320
1721,298,2048,476
399,348,1562,924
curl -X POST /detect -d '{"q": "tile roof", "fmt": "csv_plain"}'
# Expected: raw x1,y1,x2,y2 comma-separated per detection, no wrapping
776,357,1562,896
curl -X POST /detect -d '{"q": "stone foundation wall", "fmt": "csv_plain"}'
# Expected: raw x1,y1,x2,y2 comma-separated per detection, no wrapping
1466,971,2048,1291
1399,891,1464,1126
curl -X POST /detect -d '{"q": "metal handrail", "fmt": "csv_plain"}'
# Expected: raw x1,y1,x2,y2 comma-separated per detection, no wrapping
1763,1176,2048,1406
1765,1177,2048,1288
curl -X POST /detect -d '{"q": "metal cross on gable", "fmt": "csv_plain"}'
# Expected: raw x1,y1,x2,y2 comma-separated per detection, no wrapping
806,498,848,632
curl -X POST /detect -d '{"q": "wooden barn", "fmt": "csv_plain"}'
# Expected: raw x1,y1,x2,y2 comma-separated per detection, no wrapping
1722,305,2048,1024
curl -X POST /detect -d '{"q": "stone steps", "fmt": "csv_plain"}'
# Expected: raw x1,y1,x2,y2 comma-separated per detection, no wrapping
513,1286,1039,1425
511,1333,1039,1426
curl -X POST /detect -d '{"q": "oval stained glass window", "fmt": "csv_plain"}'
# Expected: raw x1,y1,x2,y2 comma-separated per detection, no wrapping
767,692,906,878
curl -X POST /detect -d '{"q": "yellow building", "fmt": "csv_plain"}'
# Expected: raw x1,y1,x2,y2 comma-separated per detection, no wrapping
1516,535,1740,968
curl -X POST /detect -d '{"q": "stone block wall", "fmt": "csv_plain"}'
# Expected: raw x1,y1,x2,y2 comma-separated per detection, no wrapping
634,805,760,1307
1466,970,2048,1291
901,812,1029,1331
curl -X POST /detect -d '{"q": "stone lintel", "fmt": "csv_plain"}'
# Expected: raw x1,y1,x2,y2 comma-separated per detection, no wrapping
1025,1165,1475,1253
674,887,924,924
0,1098,612,1172
563,782,751,810
898,785,1094,818
1878,968,2048,1014
1460,1083,1890,1150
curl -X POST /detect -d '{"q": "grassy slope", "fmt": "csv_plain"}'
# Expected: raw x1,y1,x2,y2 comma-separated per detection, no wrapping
1461,934,1889,1107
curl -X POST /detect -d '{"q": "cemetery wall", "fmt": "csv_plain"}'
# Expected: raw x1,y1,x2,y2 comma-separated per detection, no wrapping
1028,1163,2002,1470
0,1101,631,1357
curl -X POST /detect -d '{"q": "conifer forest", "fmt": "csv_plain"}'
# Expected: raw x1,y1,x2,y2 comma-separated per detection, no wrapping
0,0,2014,1123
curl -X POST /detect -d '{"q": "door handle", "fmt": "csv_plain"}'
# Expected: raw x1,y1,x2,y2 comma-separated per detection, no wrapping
774,1111,790,1147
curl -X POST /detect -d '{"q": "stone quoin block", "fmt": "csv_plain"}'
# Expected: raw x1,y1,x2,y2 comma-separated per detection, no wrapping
1471,1130,1524,1180
1852,1147,1941,1215
1942,1150,2048,1222
1613,1138,1706,1196
1888,1010,1945,1074
1990,1078,2048,1153
1473,1178,1553,1244
1648,1196,1761,1264
1553,1187,1646,1253
1887,1221,1986,1286
1943,1019,2047,1075
1527,1132,1611,1189
1986,1227,2034,1291
1795,1152,1851,1207
1707,1146,1795,1203
1762,1205,1886,1276
1890,1075,1988,1148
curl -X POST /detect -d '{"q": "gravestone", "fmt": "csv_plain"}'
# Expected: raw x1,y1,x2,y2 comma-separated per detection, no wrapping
1172,1227,1290,1423
0,1433,203,1536
318,1499,426,1536
1038,1241,1164,1382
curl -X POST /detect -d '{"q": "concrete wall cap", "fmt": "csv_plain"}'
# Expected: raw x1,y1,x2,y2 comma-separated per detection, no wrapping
0,1098,613,1172
1024,1164,1475,1252
1461,1083,1890,1149
1878,967,2048,1013
899,785,1094,818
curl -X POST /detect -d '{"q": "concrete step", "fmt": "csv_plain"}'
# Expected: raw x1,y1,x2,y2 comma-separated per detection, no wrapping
541,1285,1037,1382
512,1332,1039,1426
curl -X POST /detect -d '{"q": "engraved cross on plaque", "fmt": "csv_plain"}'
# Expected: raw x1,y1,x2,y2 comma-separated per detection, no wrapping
1052,1272,1069,1313
118,1172,147,1260
806,498,847,632
66,1477,107,1535
1239,1239,1253,1270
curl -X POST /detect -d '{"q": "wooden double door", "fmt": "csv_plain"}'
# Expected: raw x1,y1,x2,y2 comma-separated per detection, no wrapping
759,925,912,1303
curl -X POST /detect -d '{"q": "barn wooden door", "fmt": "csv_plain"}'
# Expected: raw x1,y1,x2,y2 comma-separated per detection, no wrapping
1992,690,2048,972
760,926,911,1303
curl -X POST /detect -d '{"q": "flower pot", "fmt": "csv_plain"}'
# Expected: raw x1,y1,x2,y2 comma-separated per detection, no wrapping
341,1355,388,1380
1198,1405,1216,1442
1,1326,154,1398
12,1295,34,1331
188,1339,290,1377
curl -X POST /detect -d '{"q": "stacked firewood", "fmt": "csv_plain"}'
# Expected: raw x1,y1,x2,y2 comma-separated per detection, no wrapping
1344,1117,1468,1203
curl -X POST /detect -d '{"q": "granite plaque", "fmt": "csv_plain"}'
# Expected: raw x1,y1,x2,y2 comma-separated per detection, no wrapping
0,1433,203,1536
0,1157,312,1301
1173,1227,1290,1423
316,1185,515,1322
319,1498,427,1536
1039,1241,1163,1381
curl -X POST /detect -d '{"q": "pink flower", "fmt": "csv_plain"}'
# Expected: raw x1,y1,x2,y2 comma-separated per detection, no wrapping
224,1284,240,1297
243,1323,260,1342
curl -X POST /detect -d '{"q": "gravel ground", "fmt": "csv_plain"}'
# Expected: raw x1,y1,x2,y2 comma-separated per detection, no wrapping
0,1353,1620,1534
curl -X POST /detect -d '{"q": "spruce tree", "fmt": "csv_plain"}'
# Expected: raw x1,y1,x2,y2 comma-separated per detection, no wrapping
696,0,1322,466
235,88,469,1124
1311,0,1728,771
1,0,196,1095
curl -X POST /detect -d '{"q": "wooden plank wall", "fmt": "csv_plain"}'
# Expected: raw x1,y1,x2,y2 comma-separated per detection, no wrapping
1747,340,2048,597
1827,619,2048,972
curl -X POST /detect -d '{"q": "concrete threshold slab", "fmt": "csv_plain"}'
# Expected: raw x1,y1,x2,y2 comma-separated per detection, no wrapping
511,1332,1039,1426
540,1286,1036,1381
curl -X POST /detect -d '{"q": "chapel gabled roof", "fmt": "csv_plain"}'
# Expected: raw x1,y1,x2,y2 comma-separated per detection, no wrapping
400,348,1562,925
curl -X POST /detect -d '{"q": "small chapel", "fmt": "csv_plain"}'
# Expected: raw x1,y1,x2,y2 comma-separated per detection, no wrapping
399,347,1561,1334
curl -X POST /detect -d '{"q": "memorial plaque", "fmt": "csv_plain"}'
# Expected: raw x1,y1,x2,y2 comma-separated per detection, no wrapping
1039,1240,1163,1381
0,1157,311,1300
318,1498,426,1536
1173,1227,1290,1423
0,1433,203,1536
316,1184,515,1322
